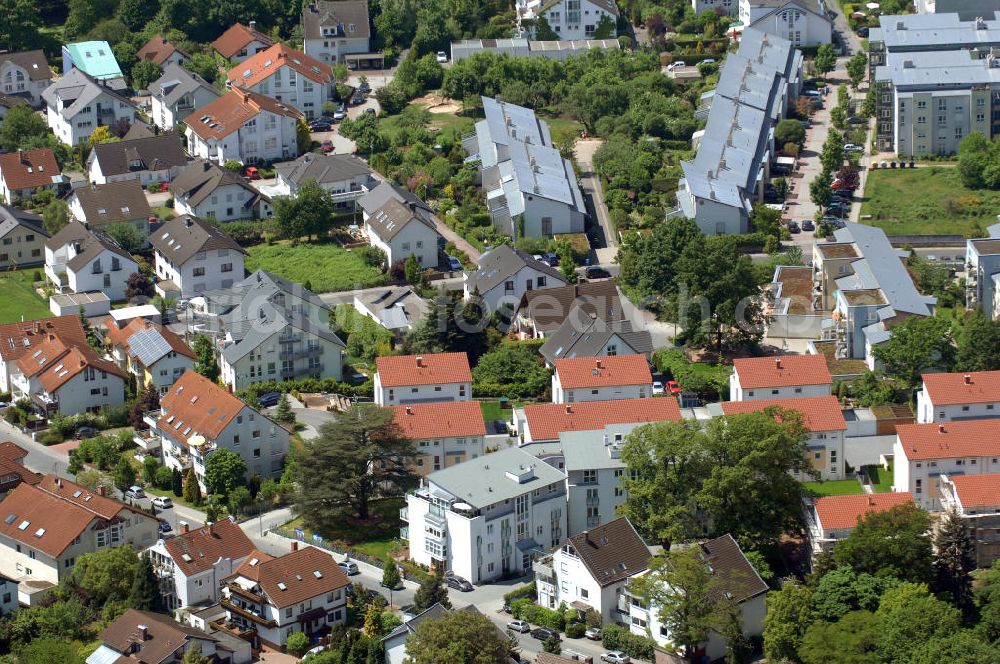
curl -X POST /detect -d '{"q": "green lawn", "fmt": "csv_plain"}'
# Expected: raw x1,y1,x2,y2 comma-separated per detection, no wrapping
544,116,585,146
803,479,865,496
144,485,207,512
479,400,514,423
245,241,388,293
282,498,403,562
0,271,51,324
869,460,894,493
860,167,1000,236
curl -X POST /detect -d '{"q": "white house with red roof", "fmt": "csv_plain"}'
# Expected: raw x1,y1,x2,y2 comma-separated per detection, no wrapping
227,44,333,120
916,370,1000,424
721,396,847,480
146,518,256,610
0,148,62,204
212,22,274,64
150,370,289,493
551,355,652,404
374,352,473,406
894,419,1000,509
514,397,682,444
940,473,1000,566
221,543,350,649
184,89,302,165
104,316,195,396
390,401,485,476
729,354,832,402
806,492,915,563
0,316,88,392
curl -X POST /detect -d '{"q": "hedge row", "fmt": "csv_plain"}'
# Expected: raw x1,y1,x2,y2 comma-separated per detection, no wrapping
236,377,373,404
510,598,565,631
602,624,658,661
503,581,537,604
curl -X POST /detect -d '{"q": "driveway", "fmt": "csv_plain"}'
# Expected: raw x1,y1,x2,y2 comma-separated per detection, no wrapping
574,139,618,265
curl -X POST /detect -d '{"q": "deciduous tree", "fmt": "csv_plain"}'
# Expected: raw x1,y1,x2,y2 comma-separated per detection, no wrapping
814,44,837,76
763,580,814,662
403,608,510,663
193,335,220,382
412,571,451,613
956,310,1000,372
42,199,69,235
871,315,954,388
847,52,867,88
832,503,933,584
204,448,248,497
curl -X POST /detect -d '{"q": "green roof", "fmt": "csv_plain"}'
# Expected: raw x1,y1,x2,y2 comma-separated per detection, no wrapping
63,41,123,80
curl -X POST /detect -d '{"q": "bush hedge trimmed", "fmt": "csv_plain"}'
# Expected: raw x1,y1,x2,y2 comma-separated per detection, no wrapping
602,624,657,661
504,581,537,604
511,598,565,631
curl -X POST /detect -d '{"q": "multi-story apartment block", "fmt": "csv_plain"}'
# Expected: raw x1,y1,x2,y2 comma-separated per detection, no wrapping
804,492,915,565
374,352,473,406
513,397,682,444
450,37,621,62
736,0,832,47
551,355,652,404
0,204,47,270
44,223,138,302
391,401,486,476
86,131,188,186
464,244,567,314
42,69,139,146
403,447,568,583
221,543,350,649
146,519,256,610
0,51,54,107
212,21,274,64
151,370,290,493
302,1,373,65
517,0,619,40
729,354,832,401
149,64,222,132
534,517,649,624
966,224,1000,317
916,370,1000,423
559,424,641,535
940,473,1000,566
868,12,1000,80
171,160,270,222
894,419,1000,509
151,214,246,298
184,89,302,165
104,317,195,396
227,44,333,119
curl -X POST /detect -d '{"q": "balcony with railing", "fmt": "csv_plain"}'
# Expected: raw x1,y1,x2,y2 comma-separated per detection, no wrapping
586,515,601,528
399,507,408,522
279,346,323,361
133,428,161,452
281,364,323,379
532,554,553,579
221,597,277,628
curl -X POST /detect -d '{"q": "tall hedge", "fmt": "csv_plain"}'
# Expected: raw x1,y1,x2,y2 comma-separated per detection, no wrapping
602,624,657,660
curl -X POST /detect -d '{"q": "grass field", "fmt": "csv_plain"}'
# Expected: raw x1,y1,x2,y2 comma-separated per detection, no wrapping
803,479,864,496
0,271,51,324
479,400,514,423
282,498,403,562
246,241,387,293
860,167,1000,236
545,116,585,145
869,461,894,493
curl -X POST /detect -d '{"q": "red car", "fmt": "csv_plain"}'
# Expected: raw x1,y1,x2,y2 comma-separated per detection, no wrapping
244,166,260,180
321,140,335,153
666,380,682,395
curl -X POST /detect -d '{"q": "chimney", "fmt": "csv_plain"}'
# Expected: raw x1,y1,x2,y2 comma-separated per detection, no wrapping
137,624,148,641
179,521,189,534
964,374,972,384
208,521,215,536
596,358,603,369
34,321,42,333
939,424,946,433
184,217,194,228
18,150,25,164
291,541,298,552
97,486,106,497
405,406,412,414
415,355,423,367
202,161,211,171
55,477,62,488
249,20,256,30
565,405,572,414
775,357,782,369
867,495,875,506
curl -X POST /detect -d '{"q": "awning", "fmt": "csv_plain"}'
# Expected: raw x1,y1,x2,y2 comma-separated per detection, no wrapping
345,53,385,62
298,607,327,622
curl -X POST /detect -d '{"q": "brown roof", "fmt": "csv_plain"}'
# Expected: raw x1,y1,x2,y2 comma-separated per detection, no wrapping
184,89,301,141
720,396,847,432
897,419,1000,461
0,442,28,461
90,132,187,177
158,370,249,446
376,352,473,388
302,1,372,41
947,473,1000,510
0,316,87,362
136,35,188,65
732,354,832,390
164,519,256,576
100,609,217,663
0,51,53,81
104,317,195,360
971,238,1000,256
816,242,860,259
0,442,41,486
390,401,486,439
212,23,275,58
523,398,682,442
36,474,142,520
365,198,436,242
16,333,127,393
566,517,649,587
228,43,332,88
813,492,915,530
241,546,350,609
922,370,1000,406
170,160,258,207
71,181,153,225
0,148,60,191
151,214,245,266
554,354,652,389
694,534,769,604
519,280,622,334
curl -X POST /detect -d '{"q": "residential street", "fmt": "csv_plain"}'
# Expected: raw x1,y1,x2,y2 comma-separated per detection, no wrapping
575,138,619,266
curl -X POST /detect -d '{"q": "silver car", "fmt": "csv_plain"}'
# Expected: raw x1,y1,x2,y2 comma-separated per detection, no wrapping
507,619,531,633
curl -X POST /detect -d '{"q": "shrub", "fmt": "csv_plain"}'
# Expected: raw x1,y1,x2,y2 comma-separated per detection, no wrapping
566,622,586,638
602,624,657,660
154,466,174,490
36,430,63,445
504,581,537,603
285,631,309,656
511,599,565,631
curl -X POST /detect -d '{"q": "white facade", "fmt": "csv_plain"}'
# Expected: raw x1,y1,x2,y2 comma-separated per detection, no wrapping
302,35,370,65
0,575,16,615
45,86,136,147
740,0,832,47
185,111,300,166
86,152,184,186
174,182,264,222
966,238,1000,319
518,0,619,40
692,0,737,16
218,327,345,391
45,240,137,302
893,436,1000,510
0,57,50,106
551,374,650,404
374,377,470,406
146,528,250,610
12,363,126,416
151,80,221,131
559,426,634,536
916,384,1000,424
154,245,245,298
728,374,832,401
464,263,565,314
228,62,332,120
366,214,439,268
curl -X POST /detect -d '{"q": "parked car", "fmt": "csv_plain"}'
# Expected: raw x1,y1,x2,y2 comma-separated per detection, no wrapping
151,496,173,509
847,116,868,125
125,485,146,499
350,91,365,105
667,61,686,70
363,108,376,116
666,380,682,395
158,521,172,533
804,90,822,98
309,120,332,132
844,143,864,152
75,426,99,439
585,627,602,640
436,51,448,63
303,645,329,660
802,220,815,232
258,392,282,408
321,139,335,153
857,27,869,37
357,80,371,94
338,561,360,575
508,619,531,633
652,381,664,395
333,104,347,121
788,220,801,234
531,627,560,641
445,575,473,592
601,653,631,664
244,166,260,180
585,266,612,280
698,58,715,65
446,255,463,271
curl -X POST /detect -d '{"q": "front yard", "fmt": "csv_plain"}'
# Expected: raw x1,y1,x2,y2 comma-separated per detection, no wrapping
860,166,1000,236
281,498,404,564
245,240,388,293
803,479,865,496
0,270,51,324
869,460,894,493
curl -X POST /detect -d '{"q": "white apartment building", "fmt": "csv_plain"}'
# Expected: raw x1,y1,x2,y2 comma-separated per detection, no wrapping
939,472,1000,567
738,0,832,47
518,0,619,40
151,370,290,493
151,214,246,298
551,355,652,404
805,492,916,565
184,89,302,165
463,244,567,314
147,519,256,610
534,517,649,625
0,51,54,106
44,223,138,302
364,198,441,268
374,352,473,406
391,401,486,476
302,0,373,65
226,44,333,120
42,68,139,146
729,354,833,401
966,228,1000,318
171,160,270,222
403,447,568,583
149,64,222,131
916,370,1000,423
894,419,1000,510
559,424,641,535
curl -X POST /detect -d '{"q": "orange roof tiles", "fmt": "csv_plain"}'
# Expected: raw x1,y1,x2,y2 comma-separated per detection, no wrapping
136,35,186,65
733,354,832,390
228,43,332,88
553,354,652,389
165,519,256,576
814,492,915,530
158,370,248,446
921,370,1000,406
104,317,194,360
0,148,60,191
212,23,274,59
897,420,1000,461
947,473,1000,510
240,546,349,609
0,316,87,362
15,333,126,393
721,396,847,431
376,352,472,388
184,89,301,141
523,397,682,442
391,401,486,440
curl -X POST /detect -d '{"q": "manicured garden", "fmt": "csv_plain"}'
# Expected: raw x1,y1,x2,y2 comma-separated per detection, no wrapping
245,241,388,293
869,460,894,493
0,270,51,323
280,498,404,565
803,479,864,496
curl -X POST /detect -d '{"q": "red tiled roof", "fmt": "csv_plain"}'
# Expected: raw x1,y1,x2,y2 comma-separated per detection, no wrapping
813,492,915,530
897,419,1000,461
136,35,186,65
921,370,1000,406
948,473,1000,510
721,395,847,432
165,519,256,576
184,89,301,141
0,444,41,486
240,546,349,609
554,354,652,389
391,401,486,440
733,354,832,390
104,317,195,360
212,23,274,59
0,148,60,192
376,352,472,388
158,370,248,446
523,398,682,442
15,334,127,393
0,316,87,362
0,442,28,461
228,43,332,88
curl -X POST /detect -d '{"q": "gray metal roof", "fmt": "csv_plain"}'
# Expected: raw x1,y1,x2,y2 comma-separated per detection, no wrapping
423,446,566,508
357,182,432,218
275,152,372,188
540,307,652,364
506,140,584,209
464,244,565,294
481,97,552,149
41,68,135,120
560,423,642,471
381,603,450,643
0,204,45,241
875,11,1000,50
149,63,220,107
877,49,1000,88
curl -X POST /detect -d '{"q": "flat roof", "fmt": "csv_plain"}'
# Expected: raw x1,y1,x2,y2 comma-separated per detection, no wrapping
842,289,887,306
110,304,161,321
817,242,860,259
50,292,110,305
